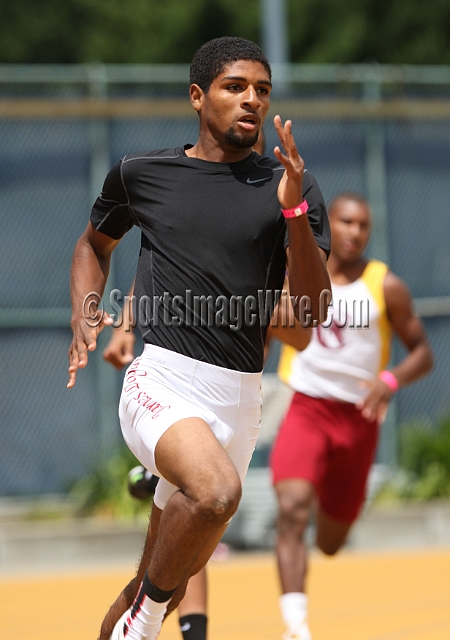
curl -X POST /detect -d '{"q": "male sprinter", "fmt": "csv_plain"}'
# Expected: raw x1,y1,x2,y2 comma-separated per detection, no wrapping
68,37,330,640
101,132,270,640
270,192,433,639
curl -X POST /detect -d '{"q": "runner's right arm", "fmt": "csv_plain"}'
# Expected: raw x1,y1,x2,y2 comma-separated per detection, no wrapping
68,222,121,388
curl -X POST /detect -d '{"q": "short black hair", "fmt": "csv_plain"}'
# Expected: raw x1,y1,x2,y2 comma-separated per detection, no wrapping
190,37,271,93
328,192,370,215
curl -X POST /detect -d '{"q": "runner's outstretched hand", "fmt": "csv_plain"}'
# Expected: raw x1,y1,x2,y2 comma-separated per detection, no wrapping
68,302,113,388
273,115,304,210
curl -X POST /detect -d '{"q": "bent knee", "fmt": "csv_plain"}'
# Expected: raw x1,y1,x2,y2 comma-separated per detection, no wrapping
317,540,341,556
316,528,350,555
195,479,241,524
276,481,314,529
315,509,352,555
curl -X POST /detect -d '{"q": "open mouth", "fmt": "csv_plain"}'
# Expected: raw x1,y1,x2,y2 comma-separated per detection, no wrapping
237,114,259,130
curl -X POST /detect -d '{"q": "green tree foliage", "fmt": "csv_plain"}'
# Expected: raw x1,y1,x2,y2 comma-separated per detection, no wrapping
1,0,449,64
79,0,260,64
0,0,260,63
288,0,450,63
0,0,92,63
69,444,150,518
378,416,450,502
399,415,450,482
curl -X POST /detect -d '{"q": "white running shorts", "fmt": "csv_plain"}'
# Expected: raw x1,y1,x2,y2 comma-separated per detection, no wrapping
119,344,263,510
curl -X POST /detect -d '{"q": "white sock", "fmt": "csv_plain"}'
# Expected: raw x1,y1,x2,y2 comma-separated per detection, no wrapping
124,593,169,640
280,592,309,635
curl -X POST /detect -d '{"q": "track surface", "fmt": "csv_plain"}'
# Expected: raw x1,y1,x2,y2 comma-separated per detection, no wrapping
2,548,450,639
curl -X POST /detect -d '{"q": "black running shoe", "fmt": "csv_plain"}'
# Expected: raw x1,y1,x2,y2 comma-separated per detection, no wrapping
127,465,159,500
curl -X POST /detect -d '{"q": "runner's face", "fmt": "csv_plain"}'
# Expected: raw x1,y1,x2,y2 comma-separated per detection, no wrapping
200,60,272,150
330,199,372,262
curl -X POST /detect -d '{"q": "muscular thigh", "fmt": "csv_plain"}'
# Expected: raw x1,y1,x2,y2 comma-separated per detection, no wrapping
318,403,379,523
155,416,240,498
270,392,330,488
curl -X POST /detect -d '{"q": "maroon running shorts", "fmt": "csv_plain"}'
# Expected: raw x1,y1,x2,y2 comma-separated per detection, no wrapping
270,391,379,523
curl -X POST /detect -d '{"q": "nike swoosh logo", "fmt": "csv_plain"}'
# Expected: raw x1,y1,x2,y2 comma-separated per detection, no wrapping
247,177,270,184
180,623,191,632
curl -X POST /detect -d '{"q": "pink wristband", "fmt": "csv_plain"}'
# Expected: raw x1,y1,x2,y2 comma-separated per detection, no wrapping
379,370,399,393
281,200,309,218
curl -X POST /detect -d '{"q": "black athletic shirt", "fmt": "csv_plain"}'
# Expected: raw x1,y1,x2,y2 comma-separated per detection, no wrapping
90,146,330,373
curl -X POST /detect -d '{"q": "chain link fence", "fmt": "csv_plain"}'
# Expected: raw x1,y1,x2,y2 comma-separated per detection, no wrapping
1,64,449,495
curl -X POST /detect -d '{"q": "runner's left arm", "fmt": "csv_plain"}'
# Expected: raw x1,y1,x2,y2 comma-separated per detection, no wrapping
358,271,434,422
266,274,312,353
273,115,331,325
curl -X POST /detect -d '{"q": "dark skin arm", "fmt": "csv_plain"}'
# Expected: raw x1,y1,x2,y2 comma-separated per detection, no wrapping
68,222,120,388
358,271,434,422
103,281,136,370
103,324,136,369
266,274,312,353
273,115,331,324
